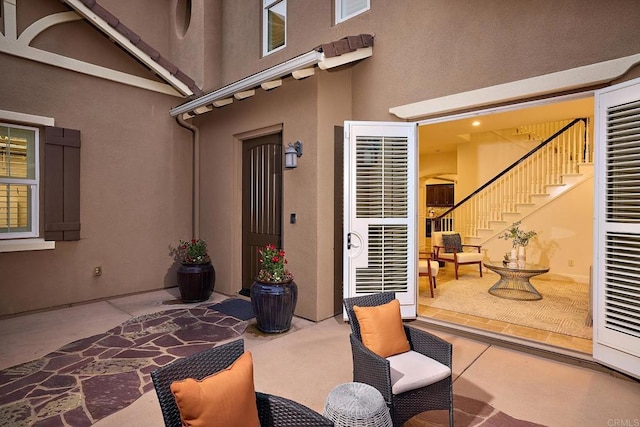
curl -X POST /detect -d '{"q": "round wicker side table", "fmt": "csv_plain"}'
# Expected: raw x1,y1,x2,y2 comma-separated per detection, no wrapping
323,382,392,427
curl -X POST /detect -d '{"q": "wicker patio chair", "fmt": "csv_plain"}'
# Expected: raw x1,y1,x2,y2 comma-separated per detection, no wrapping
343,292,453,427
151,339,333,427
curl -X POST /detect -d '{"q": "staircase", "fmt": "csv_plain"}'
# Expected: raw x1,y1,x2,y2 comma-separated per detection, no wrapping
434,118,593,246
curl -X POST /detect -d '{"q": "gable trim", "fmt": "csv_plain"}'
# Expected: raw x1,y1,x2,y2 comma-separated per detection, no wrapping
19,11,82,46
390,53,640,120
0,1,184,97
0,110,54,127
63,0,194,96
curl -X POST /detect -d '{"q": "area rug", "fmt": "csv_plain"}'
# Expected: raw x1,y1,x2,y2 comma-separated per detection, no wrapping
0,303,249,427
210,298,255,321
422,269,592,339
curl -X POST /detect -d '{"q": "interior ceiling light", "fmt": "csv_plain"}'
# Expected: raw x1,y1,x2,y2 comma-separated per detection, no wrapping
472,120,481,127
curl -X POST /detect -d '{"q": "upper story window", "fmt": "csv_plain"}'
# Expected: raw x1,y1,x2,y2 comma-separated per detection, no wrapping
0,123,39,238
263,0,286,56
336,0,370,24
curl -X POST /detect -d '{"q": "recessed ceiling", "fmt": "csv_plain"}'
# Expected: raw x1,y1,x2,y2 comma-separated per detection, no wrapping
419,97,594,156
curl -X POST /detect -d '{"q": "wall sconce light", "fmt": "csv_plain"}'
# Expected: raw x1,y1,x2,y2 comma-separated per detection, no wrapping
285,141,303,169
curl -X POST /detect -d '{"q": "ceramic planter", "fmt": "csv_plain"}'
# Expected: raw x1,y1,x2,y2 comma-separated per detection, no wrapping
250,279,298,333
176,262,215,302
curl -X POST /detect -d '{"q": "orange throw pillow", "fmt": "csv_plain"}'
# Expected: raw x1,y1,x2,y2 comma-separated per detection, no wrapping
170,351,260,427
353,299,410,357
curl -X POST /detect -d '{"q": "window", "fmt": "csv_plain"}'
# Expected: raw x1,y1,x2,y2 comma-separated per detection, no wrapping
336,0,369,24
0,123,38,238
263,0,286,56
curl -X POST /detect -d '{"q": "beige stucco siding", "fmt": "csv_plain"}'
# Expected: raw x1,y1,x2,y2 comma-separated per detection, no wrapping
0,54,192,316
2,0,640,319
195,72,328,321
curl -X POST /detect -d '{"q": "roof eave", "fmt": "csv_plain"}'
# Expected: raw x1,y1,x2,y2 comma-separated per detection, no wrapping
170,46,373,118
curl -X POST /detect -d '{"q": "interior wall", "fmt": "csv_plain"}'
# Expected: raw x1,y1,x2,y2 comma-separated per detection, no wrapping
474,132,538,188
456,128,543,200
442,118,594,281
419,151,456,181
481,178,594,282
419,150,457,252
455,142,479,203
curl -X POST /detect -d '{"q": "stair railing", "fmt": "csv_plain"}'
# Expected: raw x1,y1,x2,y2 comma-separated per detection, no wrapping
434,117,590,238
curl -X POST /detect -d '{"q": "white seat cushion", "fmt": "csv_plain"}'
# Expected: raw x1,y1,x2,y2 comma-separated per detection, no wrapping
418,259,439,277
455,252,483,263
386,350,451,395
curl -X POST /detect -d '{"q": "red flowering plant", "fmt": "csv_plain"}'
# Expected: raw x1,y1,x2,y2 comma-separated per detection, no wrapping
256,244,294,283
171,238,211,265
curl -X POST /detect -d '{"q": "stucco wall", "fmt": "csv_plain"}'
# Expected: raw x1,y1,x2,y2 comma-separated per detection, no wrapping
194,74,320,321
194,2,640,122
316,68,353,318
0,55,192,316
192,66,352,322
3,0,640,319
346,1,640,120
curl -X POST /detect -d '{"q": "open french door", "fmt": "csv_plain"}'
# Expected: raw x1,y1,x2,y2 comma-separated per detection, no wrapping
343,121,418,318
593,77,640,379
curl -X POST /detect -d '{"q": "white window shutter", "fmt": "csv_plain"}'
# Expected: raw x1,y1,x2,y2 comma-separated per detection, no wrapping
593,77,640,379
344,122,417,318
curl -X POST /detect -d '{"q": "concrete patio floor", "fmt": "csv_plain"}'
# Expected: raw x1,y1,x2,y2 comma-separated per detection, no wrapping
1,288,638,426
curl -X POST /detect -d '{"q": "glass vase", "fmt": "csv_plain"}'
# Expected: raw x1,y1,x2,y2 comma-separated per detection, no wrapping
517,246,526,268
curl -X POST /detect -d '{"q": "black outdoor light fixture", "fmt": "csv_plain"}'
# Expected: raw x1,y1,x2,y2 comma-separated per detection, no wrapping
285,140,303,169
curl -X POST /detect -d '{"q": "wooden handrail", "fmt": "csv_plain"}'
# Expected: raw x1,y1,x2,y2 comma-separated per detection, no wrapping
435,117,588,221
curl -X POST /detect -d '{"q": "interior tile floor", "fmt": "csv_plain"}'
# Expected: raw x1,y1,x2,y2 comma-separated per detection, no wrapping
417,265,593,354
418,305,593,354
1,288,639,426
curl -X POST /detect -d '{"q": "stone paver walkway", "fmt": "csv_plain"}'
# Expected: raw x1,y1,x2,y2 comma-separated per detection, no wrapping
0,304,247,426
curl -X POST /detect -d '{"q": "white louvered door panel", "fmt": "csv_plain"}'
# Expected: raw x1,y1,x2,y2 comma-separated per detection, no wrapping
343,122,417,318
594,77,640,379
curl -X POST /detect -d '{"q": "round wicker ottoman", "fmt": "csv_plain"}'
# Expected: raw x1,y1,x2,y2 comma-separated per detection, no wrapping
323,382,392,427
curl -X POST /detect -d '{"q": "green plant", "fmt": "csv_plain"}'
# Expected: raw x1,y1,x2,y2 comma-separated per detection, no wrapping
171,238,210,264
256,244,294,283
498,221,537,247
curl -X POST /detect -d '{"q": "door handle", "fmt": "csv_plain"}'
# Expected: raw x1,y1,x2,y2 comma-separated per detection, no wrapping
347,233,360,250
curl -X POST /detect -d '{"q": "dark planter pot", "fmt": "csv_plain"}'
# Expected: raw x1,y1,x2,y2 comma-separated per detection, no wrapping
177,262,215,303
250,279,298,333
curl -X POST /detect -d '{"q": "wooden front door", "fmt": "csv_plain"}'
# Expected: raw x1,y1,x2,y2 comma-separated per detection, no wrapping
241,133,283,295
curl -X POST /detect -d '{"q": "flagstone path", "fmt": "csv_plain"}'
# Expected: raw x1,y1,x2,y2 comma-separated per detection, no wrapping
0,305,247,426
